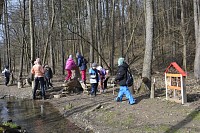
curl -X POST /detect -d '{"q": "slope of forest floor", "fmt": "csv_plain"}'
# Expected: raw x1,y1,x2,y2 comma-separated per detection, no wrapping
0,73,200,133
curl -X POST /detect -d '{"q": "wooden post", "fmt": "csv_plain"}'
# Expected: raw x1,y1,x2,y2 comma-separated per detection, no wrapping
150,78,155,98
181,75,187,104
165,73,168,100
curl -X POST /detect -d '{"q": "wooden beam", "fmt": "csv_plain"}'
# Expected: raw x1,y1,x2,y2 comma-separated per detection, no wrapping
167,85,181,90
166,73,182,77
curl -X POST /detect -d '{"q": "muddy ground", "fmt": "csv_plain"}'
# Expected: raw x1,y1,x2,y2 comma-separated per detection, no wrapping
0,73,200,133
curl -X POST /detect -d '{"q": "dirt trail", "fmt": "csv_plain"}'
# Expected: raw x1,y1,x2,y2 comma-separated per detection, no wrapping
0,74,200,133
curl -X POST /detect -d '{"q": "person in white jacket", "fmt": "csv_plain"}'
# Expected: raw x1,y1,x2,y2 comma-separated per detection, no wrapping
2,65,10,86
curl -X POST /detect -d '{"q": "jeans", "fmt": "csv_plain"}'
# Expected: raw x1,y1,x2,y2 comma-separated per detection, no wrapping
116,86,136,104
33,77,45,99
90,83,98,96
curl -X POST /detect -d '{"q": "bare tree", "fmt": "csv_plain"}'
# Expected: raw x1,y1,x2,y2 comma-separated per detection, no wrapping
59,0,64,75
17,0,26,88
142,0,153,90
193,0,200,81
42,0,55,65
3,0,11,69
87,0,94,65
29,0,35,89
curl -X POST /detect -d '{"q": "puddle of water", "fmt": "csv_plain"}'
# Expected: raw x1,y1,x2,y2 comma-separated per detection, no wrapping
0,97,86,133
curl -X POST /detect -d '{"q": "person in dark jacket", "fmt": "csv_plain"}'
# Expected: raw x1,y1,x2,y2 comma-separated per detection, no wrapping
2,65,10,86
44,65,53,89
76,52,88,84
114,58,136,105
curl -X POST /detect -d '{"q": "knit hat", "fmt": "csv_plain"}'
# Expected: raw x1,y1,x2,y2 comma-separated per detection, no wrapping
92,63,97,67
96,66,102,71
118,57,124,66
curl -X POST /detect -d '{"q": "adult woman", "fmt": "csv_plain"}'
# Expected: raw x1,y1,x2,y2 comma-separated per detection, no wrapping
31,58,45,100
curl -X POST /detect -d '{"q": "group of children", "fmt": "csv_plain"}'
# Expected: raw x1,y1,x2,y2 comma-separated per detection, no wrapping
89,63,109,96
2,54,135,105
64,52,88,84
81,57,136,105
64,53,109,96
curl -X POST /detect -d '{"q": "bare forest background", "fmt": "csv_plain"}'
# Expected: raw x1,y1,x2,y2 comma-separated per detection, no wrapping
0,0,200,90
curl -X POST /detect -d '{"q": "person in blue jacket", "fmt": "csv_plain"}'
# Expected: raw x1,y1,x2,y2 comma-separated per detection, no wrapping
114,58,136,105
89,63,99,96
76,52,88,84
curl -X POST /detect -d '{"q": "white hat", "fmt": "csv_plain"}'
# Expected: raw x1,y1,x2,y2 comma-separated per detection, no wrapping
96,66,102,71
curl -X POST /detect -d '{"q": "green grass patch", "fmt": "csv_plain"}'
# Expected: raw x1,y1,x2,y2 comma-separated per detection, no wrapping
2,122,19,129
188,111,200,121
0,127,4,132
63,103,73,110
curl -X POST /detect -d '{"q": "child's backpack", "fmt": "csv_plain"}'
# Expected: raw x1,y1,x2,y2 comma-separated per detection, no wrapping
101,68,106,77
126,70,133,87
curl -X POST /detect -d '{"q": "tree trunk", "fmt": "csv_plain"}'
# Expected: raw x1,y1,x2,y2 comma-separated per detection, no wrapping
111,0,115,74
142,0,153,91
29,0,35,89
59,0,64,75
181,0,187,72
193,0,200,81
87,0,94,65
18,0,26,88
42,0,55,65
4,0,11,69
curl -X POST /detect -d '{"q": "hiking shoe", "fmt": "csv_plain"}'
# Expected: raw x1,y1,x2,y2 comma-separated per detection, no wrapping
129,100,136,105
115,97,120,102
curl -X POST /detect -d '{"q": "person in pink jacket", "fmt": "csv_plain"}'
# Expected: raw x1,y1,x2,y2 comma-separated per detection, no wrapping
65,55,76,82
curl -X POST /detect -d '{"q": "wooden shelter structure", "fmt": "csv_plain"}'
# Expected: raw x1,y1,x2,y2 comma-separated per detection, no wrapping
164,62,187,104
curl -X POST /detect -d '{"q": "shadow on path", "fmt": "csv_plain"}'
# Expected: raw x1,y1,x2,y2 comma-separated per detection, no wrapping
164,106,200,133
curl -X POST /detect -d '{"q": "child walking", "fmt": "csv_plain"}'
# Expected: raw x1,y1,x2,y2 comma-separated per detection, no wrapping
89,63,99,96
2,65,10,86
